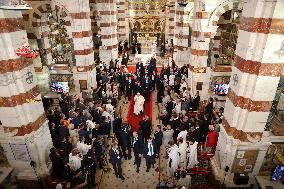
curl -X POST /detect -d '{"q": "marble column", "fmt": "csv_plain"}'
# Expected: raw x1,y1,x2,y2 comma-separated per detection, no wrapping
212,0,284,187
117,0,129,42
173,2,192,67
61,0,96,91
0,9,52,177
188,0,218,100
165,0,175,41
96,0,118,64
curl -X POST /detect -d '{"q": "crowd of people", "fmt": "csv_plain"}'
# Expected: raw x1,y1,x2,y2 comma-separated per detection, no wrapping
45,47,223,188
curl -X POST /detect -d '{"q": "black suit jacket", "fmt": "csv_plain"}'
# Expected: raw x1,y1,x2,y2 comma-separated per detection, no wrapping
133,136,144,155
113,117,122,134
119,129,131,147
109,148,122,164
154,130,163,146
143,143,156,157
139,120,151,137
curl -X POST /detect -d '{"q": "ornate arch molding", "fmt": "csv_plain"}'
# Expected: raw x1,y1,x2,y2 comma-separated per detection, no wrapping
29,2,72,34
207,0,243,27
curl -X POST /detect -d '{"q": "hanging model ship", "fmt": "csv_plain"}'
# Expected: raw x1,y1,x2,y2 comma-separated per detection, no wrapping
0,0,32,10
16,44,39,58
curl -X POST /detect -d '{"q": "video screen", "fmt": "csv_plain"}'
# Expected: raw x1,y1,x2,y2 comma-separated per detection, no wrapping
213,84,229,96
50,82,69,93
272,165,284,181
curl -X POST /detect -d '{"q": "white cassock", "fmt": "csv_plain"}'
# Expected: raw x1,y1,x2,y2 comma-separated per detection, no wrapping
105,103,114,115
167,144,180,177
177,130,188,141
77,141,92,156
162,94,171,105
178,142,188,169
175,102,182,114
69,154,82,171
134,94,145,115
169,74,175,86
187,141,198,169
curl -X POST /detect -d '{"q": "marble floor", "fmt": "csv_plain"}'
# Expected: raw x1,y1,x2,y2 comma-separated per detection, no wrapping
96,91,169,189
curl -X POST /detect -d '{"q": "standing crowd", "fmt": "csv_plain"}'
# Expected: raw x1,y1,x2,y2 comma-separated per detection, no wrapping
45,51,223,188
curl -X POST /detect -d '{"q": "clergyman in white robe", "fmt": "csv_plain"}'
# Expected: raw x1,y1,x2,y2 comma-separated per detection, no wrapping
134,93,145,115
77,141,92,156
69,150,82,171
167,144,180,177
178,141,188,169
187,141,198,169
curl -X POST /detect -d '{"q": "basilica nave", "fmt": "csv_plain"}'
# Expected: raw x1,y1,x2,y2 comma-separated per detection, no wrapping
0,0,284,189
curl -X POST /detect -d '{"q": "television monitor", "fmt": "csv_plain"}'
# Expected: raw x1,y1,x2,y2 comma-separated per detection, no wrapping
213,84,229,96
272,165,284,181
50,82,69,93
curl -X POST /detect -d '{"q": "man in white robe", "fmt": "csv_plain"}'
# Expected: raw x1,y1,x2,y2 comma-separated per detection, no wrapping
187,140,198,169
178,138,188,169
134,92,145,115
177,128,188,142
77,138,92,156
68,148,82,171
167,142,180,177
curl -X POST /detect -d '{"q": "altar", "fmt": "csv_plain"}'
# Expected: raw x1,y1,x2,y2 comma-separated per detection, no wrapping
137,36,157,54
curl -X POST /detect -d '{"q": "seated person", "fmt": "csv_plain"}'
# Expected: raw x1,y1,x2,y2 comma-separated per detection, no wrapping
134,92,145,115
176,170,191,188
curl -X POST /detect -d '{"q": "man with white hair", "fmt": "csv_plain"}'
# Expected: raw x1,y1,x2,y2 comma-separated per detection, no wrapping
134,92,145,115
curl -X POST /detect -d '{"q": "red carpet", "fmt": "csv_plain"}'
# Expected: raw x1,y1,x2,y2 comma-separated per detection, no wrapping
126,93,152,132
121,65,162,74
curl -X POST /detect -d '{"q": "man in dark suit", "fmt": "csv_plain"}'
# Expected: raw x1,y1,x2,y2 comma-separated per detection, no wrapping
144,137,156,172
94,136,104,169
154,125,163,158
138,115,151,143
132,131,144,173
142,75,151,102
118,125,132,160
113,114,122,139
192,91,200,111
126,76,133,101
109,142,125,180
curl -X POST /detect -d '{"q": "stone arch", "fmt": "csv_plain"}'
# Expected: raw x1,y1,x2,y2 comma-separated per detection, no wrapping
30,2,72,30
207,0,243,27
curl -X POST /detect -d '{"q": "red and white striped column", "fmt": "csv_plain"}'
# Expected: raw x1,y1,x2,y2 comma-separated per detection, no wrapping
188,0,217,99
0,9,51,177
96,0,118,63
29,3,54,67
215,0,284,186
62,0,96,90
117,0,129,42
165,0,175,41
173,2,192,67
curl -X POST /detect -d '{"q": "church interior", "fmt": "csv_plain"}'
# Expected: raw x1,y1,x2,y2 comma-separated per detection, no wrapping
0,0,284,189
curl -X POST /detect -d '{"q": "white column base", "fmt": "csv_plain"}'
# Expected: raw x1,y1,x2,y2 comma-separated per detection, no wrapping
0,121,52,178
212,126,271,188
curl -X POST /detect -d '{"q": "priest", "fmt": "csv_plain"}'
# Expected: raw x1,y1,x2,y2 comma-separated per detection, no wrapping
167,141,180,177
134,92,145,115
187,139,198,169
